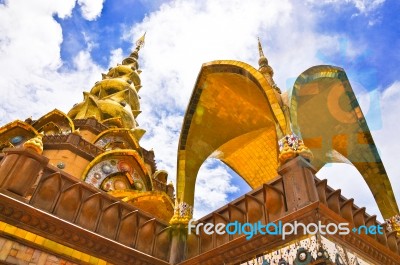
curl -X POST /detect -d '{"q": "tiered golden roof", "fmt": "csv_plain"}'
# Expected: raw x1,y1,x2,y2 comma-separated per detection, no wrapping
0,34,175,222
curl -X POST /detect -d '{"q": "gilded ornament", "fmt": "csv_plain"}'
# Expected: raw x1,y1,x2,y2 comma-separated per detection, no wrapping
170,199,193,225
23,133,44,154
386,214,400,236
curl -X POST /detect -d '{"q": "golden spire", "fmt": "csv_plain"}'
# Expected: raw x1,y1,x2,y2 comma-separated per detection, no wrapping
257,37,280,93
257,37,273,75
128,32,146,62
68,33,147,130
135,32,146,51
257,37,268,66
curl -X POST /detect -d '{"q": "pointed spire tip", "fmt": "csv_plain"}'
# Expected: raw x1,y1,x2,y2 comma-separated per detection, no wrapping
257,37,265,58
135,32,146,51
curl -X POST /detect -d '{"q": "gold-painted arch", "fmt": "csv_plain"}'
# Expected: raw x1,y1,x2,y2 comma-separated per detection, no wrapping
176,60,286,206
290,65,399,219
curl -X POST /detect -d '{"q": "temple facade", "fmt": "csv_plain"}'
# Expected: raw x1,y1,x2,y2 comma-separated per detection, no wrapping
0,36,399,265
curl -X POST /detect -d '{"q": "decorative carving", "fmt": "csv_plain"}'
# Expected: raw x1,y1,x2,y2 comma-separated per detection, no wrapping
23,133,44,154
386,214,400,236
278,133,313,164
169,199,193,225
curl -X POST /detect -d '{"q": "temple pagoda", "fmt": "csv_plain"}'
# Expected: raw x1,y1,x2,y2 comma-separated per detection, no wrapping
0,36,398,265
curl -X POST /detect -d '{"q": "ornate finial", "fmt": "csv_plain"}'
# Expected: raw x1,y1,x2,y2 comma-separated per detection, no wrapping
169,197,193,225
278,107,313,165
257,37,280,93
278,134,313,165
257,37,269,68
23,133,44,154
386,214,400,236
258,37,265,58
129,33,146,61
135,32,146,51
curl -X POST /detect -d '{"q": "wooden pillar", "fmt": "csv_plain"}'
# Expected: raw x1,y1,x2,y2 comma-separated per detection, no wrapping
169,224,187,264
278,156,319,212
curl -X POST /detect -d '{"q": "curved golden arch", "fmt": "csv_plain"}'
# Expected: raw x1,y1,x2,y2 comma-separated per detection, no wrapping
93,128,140,150
211,126,279,188
81,149,151,189
290,65,353,136
176,60,285,206
32,109,75,133
290,65,399,218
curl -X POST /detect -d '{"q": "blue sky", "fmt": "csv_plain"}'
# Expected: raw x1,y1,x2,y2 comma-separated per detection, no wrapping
0,0,399,219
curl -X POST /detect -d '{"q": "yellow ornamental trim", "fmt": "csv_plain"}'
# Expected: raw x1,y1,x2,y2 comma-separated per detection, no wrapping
23,133,44,154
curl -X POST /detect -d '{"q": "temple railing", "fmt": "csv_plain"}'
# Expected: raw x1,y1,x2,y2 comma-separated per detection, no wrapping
73,117,108,134
0,148,171,264
43,133,104,160
180,157,400,265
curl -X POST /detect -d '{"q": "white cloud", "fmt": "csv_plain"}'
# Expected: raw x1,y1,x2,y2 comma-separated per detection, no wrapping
350,0,385,13
0,0,104,123
306,0,385,14
108,48,124,68
77,0,105,21
372,82,400,215
193,159,240,219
